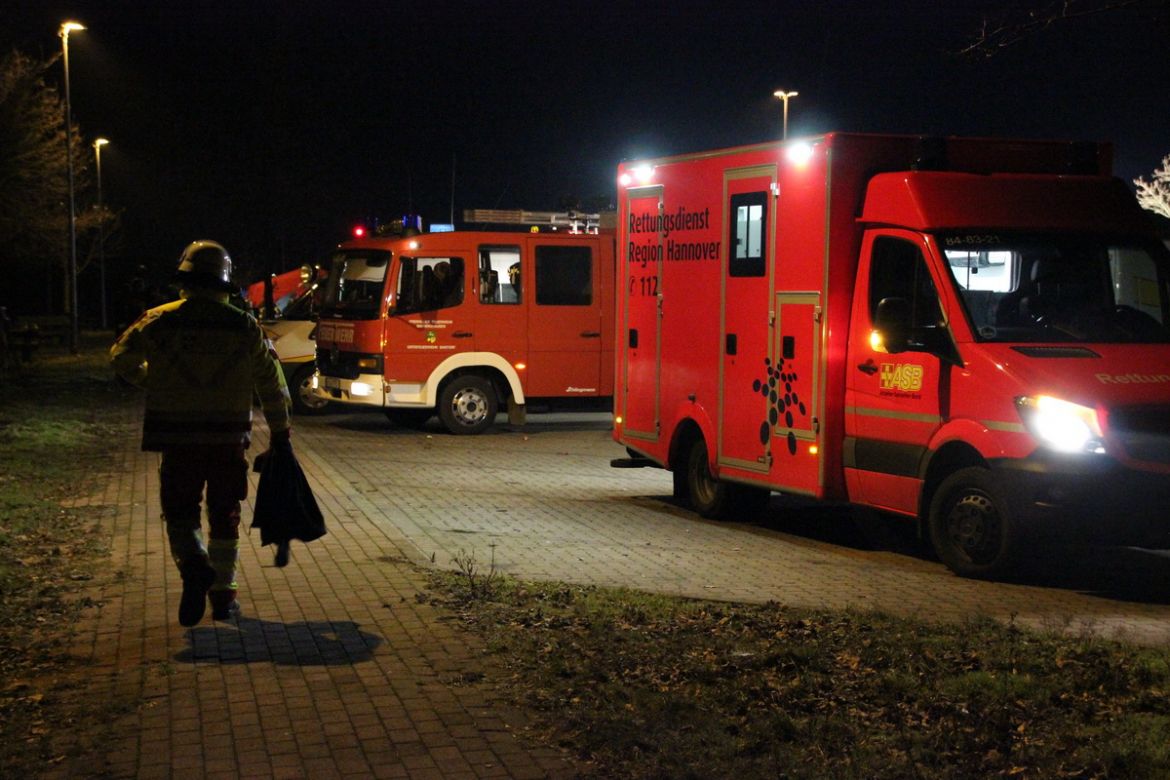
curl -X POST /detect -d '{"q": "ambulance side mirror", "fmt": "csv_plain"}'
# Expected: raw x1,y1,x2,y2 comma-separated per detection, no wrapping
875,297,910,354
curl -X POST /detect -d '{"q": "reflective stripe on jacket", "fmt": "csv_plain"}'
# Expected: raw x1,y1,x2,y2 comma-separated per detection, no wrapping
110,291,291,450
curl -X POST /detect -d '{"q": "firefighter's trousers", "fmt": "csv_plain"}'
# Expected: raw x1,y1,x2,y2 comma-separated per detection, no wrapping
159,444,247,604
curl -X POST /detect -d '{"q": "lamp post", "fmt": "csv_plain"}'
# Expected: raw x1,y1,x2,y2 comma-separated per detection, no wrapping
773,89,798,140
60,20,85,353
93,137,109,329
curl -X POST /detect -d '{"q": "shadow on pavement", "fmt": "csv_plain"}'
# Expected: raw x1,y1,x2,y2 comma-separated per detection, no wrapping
176,618,383,665
661,492,1170,606
323,410,613,435
1010,546,1170,605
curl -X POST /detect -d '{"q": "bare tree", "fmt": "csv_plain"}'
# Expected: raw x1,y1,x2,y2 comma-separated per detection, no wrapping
1134,156,1170,219
958,0,1161,57
0,49,112,313
0,50,75,265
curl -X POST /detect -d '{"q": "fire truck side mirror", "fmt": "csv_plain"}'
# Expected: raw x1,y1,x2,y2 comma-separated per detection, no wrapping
875,297,910,354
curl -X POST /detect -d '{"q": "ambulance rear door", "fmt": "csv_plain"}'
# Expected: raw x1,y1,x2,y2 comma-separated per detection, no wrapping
621,186,664,443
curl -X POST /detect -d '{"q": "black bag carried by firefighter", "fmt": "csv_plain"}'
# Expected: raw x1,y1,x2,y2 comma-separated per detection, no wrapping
252,446,326,561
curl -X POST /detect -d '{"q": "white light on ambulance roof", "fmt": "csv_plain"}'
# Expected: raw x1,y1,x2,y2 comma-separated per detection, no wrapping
785,141,815,166
620,165,655,187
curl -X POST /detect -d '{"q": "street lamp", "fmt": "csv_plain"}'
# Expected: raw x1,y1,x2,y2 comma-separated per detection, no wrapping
94,137,109,330
773,89,799,140
60,20,86,353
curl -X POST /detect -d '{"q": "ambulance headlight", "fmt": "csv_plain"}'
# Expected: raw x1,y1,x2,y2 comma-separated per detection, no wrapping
1015,395,1105,455
350,381,372,397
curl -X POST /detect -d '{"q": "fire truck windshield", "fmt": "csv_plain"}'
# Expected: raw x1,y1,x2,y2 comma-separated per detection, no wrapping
320,249,391,320
942,233,1170,344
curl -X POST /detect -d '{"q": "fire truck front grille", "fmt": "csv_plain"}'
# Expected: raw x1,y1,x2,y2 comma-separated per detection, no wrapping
1109,406,1170,465
316,347,363,380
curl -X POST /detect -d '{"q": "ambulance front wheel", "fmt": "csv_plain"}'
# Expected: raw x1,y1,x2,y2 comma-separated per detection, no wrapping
928,467,1021,579
438,375,498,435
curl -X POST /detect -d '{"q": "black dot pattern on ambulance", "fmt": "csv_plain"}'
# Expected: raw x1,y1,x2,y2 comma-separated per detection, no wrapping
753,357,808,455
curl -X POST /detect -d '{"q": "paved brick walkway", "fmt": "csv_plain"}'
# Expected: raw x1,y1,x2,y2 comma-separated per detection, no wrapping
48,402,1170,778
50,404,580,779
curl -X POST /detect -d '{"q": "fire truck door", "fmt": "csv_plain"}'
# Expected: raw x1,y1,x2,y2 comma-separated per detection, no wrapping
526,241,603,396
622,186,664,443
845,231,948,515
719,169,777,473
386,254,476,384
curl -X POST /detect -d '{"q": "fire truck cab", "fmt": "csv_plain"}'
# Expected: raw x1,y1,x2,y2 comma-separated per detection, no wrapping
613,133,1170,578
314,212,615,434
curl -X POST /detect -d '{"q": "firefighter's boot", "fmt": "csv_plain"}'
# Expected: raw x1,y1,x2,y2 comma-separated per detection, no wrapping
207,537,240,620
178,557,216,627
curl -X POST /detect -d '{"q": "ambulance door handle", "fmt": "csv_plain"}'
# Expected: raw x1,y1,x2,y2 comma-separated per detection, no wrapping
858,359,879,375
580,331,601,338
452,331,473,338
726,334,737,355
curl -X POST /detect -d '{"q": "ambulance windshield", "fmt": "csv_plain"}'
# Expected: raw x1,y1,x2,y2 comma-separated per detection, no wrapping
943,234,1170,344
319,249,391,320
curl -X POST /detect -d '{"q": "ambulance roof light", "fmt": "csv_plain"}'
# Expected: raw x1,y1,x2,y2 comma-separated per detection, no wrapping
785,142,815,167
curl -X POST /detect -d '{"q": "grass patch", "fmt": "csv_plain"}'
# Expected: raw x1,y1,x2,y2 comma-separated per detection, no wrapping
0,335,137,773
428,566,1170,779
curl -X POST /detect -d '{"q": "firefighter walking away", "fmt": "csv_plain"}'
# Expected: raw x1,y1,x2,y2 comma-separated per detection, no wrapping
111,240,293,626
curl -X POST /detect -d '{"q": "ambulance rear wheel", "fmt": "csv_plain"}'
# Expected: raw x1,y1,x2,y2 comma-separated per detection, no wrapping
686,439,731,519
438,375,497,435
928,467,1020,579
289,363,330,416
683,439,771,520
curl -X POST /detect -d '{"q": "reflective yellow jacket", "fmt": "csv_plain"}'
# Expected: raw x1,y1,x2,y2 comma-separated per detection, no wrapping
110,289,291,450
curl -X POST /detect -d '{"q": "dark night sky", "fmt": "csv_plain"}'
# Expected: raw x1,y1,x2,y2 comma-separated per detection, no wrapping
5,0,1170,282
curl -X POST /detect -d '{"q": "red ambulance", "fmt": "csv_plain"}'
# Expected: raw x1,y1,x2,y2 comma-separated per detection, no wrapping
313,212,615,434
612,132,1170,578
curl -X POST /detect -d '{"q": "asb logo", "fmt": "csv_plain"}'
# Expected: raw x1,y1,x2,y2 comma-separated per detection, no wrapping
880,363,924,392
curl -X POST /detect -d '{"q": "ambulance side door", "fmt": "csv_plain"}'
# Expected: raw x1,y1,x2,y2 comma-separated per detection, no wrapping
719,169,777,474
844,231,952,516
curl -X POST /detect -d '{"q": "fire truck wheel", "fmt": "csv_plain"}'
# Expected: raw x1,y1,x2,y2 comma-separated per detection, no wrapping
385,409,433,429
928,467,1020,579
438,375,498,435
289,363,331,416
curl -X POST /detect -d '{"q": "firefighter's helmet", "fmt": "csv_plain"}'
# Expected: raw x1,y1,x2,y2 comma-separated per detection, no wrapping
175,240,234,291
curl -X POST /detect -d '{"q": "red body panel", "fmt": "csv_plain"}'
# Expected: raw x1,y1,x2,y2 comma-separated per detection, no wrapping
614,132,1170,526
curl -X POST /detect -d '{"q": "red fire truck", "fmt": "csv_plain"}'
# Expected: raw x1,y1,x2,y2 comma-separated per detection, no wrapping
612,132,1170,578
313,211,615,434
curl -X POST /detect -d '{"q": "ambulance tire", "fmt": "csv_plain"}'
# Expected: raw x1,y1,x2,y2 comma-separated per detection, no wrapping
438,375,498,435
686,439,730,519
928,467,1021,579
683,439,768,520
289,363,330,416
